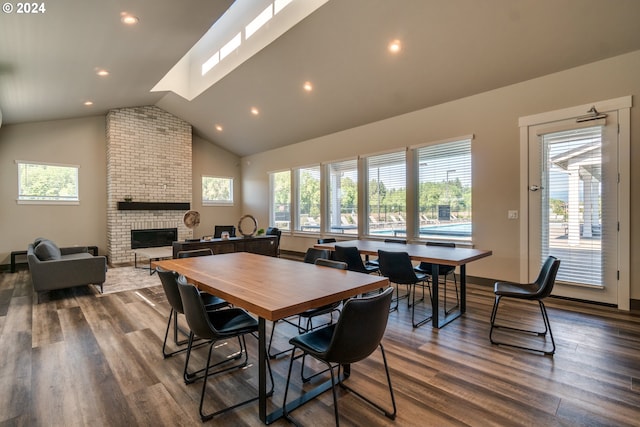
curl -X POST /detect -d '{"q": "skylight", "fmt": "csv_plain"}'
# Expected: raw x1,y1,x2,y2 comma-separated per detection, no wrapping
152,0,329,101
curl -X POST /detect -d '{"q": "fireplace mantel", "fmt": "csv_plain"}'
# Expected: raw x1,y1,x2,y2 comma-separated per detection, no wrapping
117,202,190,211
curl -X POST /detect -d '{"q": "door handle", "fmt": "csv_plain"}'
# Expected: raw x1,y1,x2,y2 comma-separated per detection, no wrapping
529,185,543,191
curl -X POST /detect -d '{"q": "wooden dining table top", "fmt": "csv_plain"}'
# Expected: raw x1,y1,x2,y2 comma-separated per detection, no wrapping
314,239,492,266
153,252,389,321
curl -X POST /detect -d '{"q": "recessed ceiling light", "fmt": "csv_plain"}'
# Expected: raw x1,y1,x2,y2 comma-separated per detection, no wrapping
120,13,139,25
215,124,223,131
388,39,402,53
250,107,259,115
84,101,94,106
96,69,109,77
303,81,313,92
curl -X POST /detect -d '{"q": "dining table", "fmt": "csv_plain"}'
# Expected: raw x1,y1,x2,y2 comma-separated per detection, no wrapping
153,251,389,425
314,239,492,328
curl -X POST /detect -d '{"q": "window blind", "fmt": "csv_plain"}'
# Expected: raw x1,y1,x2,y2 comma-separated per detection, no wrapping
366,151,406,237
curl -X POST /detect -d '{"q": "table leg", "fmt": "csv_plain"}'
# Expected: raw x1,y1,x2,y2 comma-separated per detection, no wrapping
259,318,267,423
431,264,440,327
460,264,466,314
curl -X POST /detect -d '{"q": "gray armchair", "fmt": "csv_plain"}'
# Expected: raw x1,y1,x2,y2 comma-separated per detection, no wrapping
27,239,107,303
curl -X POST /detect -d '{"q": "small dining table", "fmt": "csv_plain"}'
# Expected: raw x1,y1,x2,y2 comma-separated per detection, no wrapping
314,239,492,328
153,251,388,425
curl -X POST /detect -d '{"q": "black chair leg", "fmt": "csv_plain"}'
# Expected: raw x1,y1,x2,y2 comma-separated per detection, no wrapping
412,282,433,328
198,335,275,422
337,344,396,420
184,333,246,384
443,273,460,315
490,296,556,355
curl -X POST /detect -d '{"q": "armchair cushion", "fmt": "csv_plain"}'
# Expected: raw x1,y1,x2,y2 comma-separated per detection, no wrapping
34,239,61,261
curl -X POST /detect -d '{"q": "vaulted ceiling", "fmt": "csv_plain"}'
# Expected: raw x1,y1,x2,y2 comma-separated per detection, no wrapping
2,0,640,157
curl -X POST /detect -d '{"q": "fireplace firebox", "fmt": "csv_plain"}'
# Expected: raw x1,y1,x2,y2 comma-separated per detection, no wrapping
131,228,178,249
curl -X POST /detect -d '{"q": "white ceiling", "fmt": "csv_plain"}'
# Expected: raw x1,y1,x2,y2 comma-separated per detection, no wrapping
2,0,640,157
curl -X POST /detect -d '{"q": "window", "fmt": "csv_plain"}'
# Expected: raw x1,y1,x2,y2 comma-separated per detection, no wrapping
365,151,406,237
295,166,321,232
327,159,358,235
270,170,291,230
17,161,79,204
202,176,233,205
416,137,472,240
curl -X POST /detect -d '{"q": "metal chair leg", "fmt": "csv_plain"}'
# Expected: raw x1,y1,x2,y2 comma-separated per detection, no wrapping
490,296,556,355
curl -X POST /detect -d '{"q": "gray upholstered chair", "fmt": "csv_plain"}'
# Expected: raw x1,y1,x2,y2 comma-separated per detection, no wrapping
27,238,106,303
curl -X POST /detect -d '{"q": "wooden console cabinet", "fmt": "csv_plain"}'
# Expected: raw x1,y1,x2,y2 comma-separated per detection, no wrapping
172,235,278,258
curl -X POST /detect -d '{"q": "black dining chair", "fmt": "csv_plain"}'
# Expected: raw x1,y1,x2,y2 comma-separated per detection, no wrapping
156,267,228,359
213,225,236,238
490,256,561,355
317,238,337,244
282,287,396,426
414,242,458,314
377,250,433,327
334,245,379,274
177,248,214,258
266,226,282,256
268,247,336,359
177,277,274,421
367,238,407,267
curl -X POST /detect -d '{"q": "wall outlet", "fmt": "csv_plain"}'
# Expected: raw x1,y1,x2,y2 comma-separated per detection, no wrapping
508,210,518,220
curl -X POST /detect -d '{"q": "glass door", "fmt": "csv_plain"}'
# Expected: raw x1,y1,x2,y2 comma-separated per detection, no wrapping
528,116,619,304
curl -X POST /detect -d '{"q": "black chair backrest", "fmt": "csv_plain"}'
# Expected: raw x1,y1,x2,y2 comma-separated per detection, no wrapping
535,256,561,299
314,258,348,270
334,245,369,273
266,227,281,238
176,275,217,339
177,248,214,258
384,238,407,244
156,267,184,314
419,241,456,274
214,225,236,238
377,250,421,284
323,287,393,364
303,248,330,264
317,238,337,244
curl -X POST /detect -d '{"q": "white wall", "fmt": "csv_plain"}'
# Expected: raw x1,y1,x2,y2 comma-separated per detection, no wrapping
0,116,108,261
191,134,243,238
241,50,640,298
0,116,242,266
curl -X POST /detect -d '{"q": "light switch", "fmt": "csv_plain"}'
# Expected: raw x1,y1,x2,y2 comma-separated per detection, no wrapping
508,210,518,220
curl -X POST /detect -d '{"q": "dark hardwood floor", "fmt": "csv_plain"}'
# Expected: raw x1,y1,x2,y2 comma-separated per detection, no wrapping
1,268,639,426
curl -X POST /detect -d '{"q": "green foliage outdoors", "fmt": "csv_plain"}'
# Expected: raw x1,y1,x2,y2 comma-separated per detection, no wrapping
273,170,472,220
203,176,231,201
19,163,78,200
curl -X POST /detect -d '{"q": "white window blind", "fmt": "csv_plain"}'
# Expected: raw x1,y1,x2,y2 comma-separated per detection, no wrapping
295,166,321,232
366,151,406,237
327,159,358,235
541,126,604,286
270,170,291,231
416,139,472,240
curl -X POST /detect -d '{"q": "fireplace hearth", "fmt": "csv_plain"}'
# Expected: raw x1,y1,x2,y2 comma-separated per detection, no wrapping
131,228,178,249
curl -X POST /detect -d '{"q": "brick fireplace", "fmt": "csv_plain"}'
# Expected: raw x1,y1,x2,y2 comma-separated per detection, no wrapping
106,106,193,265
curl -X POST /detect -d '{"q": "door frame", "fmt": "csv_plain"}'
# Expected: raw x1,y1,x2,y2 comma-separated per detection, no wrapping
518,96,631,310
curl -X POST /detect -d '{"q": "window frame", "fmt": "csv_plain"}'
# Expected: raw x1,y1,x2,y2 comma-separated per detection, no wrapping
363,149,408,238
16,160,80,205
202,175,234,206
269,169,292,231
412,135,474,242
